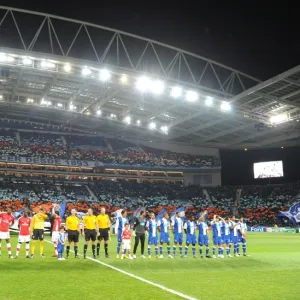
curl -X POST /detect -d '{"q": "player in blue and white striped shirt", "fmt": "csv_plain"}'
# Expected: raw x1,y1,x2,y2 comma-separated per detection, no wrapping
229,216,239,256
171,212,184,257
183,216,197,258
115,210,128,258
157,213,173,258
211,215,224,258
146,213,159,258
237,217,248,256
197,211,210,258
219,216,232,257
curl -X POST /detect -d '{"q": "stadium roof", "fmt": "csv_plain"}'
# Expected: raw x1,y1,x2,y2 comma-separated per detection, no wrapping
0,6,300,149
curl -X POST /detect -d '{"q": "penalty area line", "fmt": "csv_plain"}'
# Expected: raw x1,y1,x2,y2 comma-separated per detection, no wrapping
44,239,198,300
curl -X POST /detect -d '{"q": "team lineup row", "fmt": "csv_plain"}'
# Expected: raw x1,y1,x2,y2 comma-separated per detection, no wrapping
0,206,248,260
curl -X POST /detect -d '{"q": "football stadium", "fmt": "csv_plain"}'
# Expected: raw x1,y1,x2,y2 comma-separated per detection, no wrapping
0,6,300,300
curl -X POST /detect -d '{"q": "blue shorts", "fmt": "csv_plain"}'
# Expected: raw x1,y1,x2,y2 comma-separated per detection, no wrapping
186,234,196,245
239,237,246,243
148,236,158,245
174,232,183,244
213,236,222,245
160,232,170,244
57,244,64,253
223,235,231,245
231,236,238,244
198,235,209,246
117,231,122,243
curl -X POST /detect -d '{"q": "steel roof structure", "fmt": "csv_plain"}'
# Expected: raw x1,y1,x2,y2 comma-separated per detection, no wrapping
0,6,300,149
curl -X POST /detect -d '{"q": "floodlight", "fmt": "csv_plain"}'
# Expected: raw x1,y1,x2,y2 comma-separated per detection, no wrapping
64,63,71,72
69,104,76,110
170,86,182,98
270,113,288,124
57,103,63,107
124,116,131,124
0,53,14,63
99,69,111,81
136,120,141,125
120,74,128,84
149,122,156,130
96,110,101,116
185,91,198,102
205,96,213,106
82,67,91,76
41,60,55,69
220,101,231,111
22,57,33,65
160,125,168,134
136,76,151,92
151,80,165,95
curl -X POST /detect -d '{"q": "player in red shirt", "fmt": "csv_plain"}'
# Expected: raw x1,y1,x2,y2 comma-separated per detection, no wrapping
16,211,31,258
121,223,133,260
0,208,15,258
51,204,62,257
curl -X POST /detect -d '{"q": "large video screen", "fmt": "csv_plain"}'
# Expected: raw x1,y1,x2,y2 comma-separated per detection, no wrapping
254,161,283,179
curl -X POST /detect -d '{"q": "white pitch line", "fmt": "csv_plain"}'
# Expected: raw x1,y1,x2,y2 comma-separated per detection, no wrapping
44,240,198,300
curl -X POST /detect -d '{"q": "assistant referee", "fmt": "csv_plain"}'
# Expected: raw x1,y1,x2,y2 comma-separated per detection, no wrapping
65,209,80,258
96,207,111,258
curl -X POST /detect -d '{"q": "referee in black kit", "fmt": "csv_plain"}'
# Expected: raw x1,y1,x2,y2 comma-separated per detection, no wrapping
133,210,147,259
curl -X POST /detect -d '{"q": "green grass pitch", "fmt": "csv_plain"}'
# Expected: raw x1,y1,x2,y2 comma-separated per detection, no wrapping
0,232,299,300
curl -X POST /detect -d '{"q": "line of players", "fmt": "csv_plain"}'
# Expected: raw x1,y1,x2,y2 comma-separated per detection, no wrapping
0,208,248,259
116,210,248,259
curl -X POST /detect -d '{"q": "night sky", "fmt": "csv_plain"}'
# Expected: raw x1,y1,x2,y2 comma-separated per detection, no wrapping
3,0,300,80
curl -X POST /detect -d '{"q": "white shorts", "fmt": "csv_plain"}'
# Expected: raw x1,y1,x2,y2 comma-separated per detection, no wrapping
122,239,131,250
18,235,30,243
0,231,10,240
52,231,59,243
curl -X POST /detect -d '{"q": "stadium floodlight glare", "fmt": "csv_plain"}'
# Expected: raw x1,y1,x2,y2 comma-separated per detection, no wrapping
41,99,51,106
0,95,3,100
136,120,141,125
124,116,131,124
151,80,165,95
270,113,288,124
170,86,182,98
69,104,76,110
0,53,14,63
149,122,156,130
57,103,63,107
220,101,231,111
82,67,92,76
27,98,34,103
63,63,71,73
120,74,128,84
99,69,111,81
205,96,214,106
22,57,33,65
136,76,151,92
185,91,198,102
41,60,55,69
160,125,168,134
110,113,116,118
96,110,101,116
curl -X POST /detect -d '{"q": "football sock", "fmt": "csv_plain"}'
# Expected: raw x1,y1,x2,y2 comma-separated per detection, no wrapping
148,246,151,256
218,247,221,255
226,247,230,256
199,246,203,256
206,247,209,256
192,246,196,256
66,246,70,256
96,243,100,256
242,242,246,254
104,244,108,255
40,241,44,255
179,246,183,255
31,240,36,255
184,246,188,256
237,243,240,254
159,245,163,255
16,242,21,256
234,243,237,254
155,246,158,256
74,246,78,256
212,246,216,256
117,242,121,255
25,242,29,256
173,246,176,256
54,244,58,256
7,242,12,255
167,246,171,255
84,244,88,256
0,241,2,255
220,247,224,255
92,245,96,256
